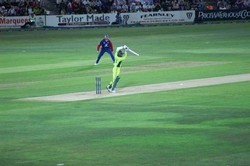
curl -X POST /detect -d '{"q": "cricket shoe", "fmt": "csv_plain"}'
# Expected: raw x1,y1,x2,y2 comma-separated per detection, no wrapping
94,63,98,65
106,86,112,92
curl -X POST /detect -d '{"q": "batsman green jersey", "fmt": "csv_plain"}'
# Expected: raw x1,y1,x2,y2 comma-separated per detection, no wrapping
112,46,128,83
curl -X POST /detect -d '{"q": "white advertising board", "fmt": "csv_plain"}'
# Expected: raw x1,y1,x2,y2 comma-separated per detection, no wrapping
45,14,116,27
122,10,195,25
0,11,195,28
0,16,45,28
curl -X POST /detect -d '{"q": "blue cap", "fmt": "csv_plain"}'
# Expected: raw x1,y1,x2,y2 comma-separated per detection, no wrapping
104,34,109,38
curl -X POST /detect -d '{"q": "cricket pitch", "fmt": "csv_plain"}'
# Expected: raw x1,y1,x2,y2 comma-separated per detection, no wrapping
20,74,250,102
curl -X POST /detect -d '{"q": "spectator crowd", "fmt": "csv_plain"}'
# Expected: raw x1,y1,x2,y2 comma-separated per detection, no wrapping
56,0,250,15
1,0,250,16
0,0,46,16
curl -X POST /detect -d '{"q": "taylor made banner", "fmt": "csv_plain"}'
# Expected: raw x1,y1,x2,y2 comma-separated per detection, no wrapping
0,10,195,28
46,13,115,27
195,9,250,22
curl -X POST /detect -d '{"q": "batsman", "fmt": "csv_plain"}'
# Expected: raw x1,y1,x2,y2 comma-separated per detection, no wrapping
106,45,129,93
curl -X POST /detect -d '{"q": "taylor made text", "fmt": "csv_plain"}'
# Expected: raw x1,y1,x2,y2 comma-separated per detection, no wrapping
57,15,110,23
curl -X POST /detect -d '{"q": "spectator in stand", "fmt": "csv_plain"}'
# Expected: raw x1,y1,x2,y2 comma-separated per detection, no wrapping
153,0,161,4
27,5,33,14
1,6,8,16
59,0,67,14
67,0,73,14
235,0,244,9
4,0,11,10
8,5,16,15
121,1,128,12
33,5,45,14
18,0,28,15
171,0,179,10
89,0,96,13
149,2,155,12
136,1,143,12
72,0,80,14
81,0,90,13
84,4,91,13
190,0,198,10
154,2,161,11
226,0,234,8
0,0,46,16
108,0,114,12
31,0,37,8
206,3,214,10
244,0,250,8
141,1,146,12
95,0,102,13
196,0,205,10
130,1,142,12
142,2,154,12
161,0,168,11
217,0,227,10
110,2,117,12
130,2,136,12
56,0,61,9
179,0,187,10
184,0,191,10
166,0,172,11
101,0,110,13
0,7,2,16
82,0,90,6
116,3,122,12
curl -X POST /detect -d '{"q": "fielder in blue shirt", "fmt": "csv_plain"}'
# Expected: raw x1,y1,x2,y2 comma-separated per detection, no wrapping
95,34,115,65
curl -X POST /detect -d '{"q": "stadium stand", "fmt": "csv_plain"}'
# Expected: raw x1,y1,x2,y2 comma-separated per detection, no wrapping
1,0,250,16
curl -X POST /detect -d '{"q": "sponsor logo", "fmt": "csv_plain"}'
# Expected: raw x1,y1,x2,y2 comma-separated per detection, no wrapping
57,15,110,25
198,10,250,20
140,13,174,19
186,12,193,19
123,15,129,24
0,17,29,25
36,17,44,26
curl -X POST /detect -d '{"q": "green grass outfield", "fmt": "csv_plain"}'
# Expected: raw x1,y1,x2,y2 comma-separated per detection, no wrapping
0,23,250,165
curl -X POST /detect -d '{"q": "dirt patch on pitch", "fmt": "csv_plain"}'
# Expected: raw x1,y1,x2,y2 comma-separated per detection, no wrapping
20,74,250,102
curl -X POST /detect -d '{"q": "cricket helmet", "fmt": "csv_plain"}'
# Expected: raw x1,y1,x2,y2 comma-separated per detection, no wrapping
117,50,124,57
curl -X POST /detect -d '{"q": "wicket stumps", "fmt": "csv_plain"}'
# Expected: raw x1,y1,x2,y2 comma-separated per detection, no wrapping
95,77,101,94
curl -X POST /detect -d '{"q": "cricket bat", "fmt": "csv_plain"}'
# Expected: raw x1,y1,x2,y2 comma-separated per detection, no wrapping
127,48,140,56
